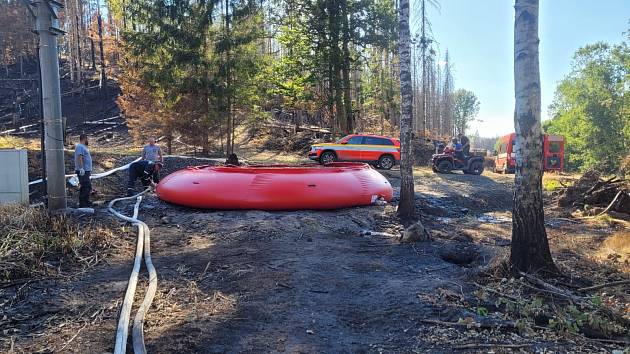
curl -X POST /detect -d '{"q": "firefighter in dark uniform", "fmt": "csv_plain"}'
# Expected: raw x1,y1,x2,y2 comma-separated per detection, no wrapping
127,160,163,196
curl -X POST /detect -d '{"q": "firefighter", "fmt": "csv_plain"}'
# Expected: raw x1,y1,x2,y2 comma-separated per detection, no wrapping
127,160,163,196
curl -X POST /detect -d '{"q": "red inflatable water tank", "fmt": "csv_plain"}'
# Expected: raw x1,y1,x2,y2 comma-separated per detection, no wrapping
156,162,393,210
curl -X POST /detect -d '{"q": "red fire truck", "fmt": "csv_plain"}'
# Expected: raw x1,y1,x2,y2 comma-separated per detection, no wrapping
493,133,564,173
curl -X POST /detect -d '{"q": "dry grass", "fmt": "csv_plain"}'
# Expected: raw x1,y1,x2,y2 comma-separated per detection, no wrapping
594,231,630,272
0,204,117,281
0,136,40,150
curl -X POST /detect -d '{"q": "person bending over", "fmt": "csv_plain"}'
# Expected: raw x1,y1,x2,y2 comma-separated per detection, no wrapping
127,160,162,196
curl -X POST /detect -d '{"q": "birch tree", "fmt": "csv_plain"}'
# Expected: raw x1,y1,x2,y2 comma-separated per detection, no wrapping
510,0,555,272
396,0,415,218
453,89,479,135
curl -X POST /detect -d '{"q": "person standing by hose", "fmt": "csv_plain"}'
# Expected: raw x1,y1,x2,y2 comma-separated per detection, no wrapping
74,134,93,207
141,137,163,163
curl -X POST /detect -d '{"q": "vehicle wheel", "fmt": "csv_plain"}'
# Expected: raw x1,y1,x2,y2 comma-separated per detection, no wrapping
378,155,395,170
320,151,336,165
469,161,484,175
436,160,453,174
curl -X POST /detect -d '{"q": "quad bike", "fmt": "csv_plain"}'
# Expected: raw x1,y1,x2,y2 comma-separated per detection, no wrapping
431,147,485,175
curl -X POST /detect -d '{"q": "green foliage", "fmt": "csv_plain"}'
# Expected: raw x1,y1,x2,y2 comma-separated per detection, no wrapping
266,0,398,134
453,89,480,135
267,14,316,110
118,0,271,151
545,38,629,172
474,306,489,316
478,283,628,339
361,46,400,130
541,177,570,192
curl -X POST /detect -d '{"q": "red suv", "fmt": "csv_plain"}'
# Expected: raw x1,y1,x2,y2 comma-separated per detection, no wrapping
308,134,401,169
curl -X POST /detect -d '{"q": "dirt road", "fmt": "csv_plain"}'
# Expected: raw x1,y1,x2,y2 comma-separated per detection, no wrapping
1,166,626,353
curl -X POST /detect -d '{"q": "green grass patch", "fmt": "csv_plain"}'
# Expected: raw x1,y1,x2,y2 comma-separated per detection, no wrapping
542,177,573,192
543,179,563,191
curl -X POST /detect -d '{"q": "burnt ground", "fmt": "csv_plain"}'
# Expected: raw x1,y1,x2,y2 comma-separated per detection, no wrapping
1,163,628,353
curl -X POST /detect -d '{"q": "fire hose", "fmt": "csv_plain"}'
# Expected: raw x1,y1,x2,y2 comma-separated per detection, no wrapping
28,155,158,352
108,189,158,354
25,154,223,352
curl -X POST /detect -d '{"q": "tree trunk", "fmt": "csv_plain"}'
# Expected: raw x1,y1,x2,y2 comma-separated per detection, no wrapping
341,0,353,133
510,0,555,273
327,55,336,138
90,38,96,70
224,0,233,155
75,0,83,85
327,0,345,134
396,0,415,219
419,0,427,137
96,0,107,96
354,67,363,132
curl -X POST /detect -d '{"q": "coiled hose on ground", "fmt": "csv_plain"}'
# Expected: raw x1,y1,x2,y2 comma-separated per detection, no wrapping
108,189,158,354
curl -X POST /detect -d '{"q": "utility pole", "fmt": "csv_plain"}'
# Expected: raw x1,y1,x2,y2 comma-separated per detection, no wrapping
25,0,67,211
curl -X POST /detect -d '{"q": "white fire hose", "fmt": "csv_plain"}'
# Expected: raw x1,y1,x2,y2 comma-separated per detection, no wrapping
28,156,158,353
25,154,221,352
28,157,143,186
108,189,158,354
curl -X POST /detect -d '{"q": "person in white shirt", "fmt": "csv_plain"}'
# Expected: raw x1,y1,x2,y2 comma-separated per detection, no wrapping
74,134,92,207
142,137,163,162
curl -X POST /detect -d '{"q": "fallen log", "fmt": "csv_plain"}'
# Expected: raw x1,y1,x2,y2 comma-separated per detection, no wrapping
519,272,587,303
83,121,121,126
454,343,532,350
0,123,38,134
578,190,628,219
578,279,630,292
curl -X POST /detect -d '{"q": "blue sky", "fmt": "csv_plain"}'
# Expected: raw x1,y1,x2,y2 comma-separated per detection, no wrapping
418,0,629,138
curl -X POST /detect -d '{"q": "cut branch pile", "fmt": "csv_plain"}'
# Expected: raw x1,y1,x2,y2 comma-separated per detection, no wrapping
470,273,630,346
558,170,630,219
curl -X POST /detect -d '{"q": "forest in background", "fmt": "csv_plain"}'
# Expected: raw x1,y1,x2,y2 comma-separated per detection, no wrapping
1,0,476,155
544,30,630,173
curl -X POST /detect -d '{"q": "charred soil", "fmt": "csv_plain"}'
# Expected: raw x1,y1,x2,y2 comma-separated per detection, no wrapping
1,161,628,353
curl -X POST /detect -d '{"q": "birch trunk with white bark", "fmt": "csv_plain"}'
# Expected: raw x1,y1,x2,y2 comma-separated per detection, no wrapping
396,0,415,219
511,0,555,272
